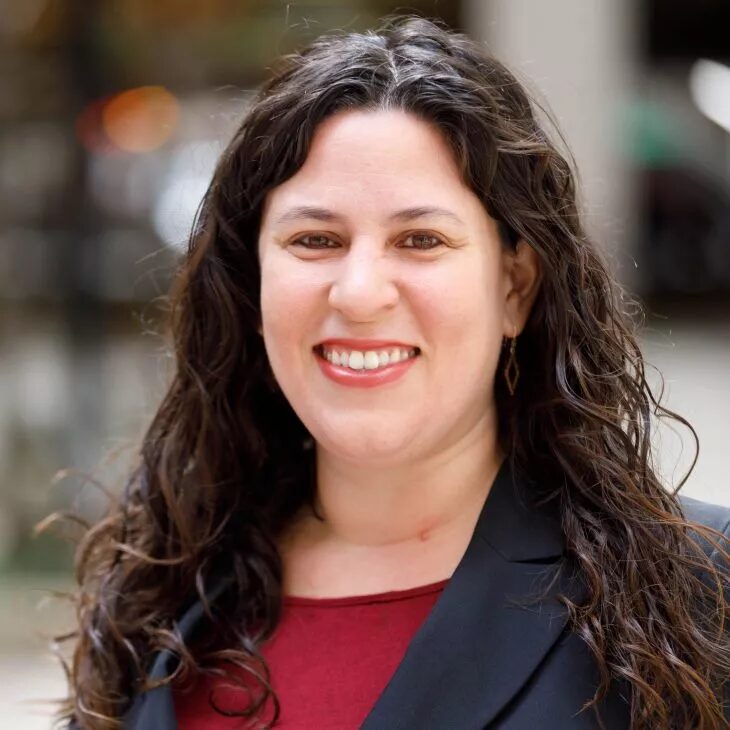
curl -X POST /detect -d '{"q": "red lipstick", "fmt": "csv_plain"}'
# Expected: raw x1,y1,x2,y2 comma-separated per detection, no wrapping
316,338,417,349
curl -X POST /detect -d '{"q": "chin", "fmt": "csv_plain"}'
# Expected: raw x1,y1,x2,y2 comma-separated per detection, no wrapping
314,421,418,463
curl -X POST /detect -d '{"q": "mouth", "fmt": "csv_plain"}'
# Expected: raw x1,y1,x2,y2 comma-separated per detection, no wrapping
313,341,421,389
313,343,421,371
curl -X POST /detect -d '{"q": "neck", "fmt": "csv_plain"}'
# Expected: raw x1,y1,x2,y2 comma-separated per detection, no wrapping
279,413,504,596
315,420,503,546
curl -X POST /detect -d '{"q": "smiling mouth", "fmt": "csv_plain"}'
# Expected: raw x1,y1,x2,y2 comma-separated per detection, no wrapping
314,344,420,371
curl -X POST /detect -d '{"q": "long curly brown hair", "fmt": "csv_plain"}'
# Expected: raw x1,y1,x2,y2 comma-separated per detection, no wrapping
48,15,729,729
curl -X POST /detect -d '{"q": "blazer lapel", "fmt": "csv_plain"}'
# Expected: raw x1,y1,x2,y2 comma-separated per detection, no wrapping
123,573,234,729
361,458,584,730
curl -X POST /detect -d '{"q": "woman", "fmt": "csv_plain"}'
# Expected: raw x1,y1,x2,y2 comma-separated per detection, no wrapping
61,15,729,730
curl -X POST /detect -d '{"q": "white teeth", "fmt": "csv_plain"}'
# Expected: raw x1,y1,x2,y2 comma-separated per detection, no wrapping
348,351,364,370
320,345,418,371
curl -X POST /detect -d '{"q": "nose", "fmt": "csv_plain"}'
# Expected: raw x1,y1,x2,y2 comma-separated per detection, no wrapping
327,240,399,322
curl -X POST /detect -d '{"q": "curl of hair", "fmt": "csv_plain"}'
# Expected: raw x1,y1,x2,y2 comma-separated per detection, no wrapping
50,15,729,730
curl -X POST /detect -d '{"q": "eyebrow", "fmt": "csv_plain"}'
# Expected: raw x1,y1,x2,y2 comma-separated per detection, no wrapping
273,205,465,227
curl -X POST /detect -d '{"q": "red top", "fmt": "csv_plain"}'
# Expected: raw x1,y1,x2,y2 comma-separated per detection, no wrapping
173,578,448,729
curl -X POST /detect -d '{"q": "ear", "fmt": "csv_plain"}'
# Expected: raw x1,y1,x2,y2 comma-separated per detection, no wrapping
502,239,542,337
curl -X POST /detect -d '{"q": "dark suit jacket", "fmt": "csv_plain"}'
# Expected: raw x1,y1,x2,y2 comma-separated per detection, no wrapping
75,461,730,729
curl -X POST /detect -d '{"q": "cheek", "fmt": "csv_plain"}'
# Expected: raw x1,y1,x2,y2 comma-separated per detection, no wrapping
410,255,506,415
259,255,330,399
260,256,319,339
409,255,504,351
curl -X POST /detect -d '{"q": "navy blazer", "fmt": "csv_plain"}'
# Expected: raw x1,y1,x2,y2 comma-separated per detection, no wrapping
75,461,730,729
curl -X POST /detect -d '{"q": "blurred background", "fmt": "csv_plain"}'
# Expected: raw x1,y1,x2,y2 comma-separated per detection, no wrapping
1,1,728,726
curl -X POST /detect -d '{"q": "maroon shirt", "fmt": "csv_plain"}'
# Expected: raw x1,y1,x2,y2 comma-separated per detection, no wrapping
173,578,449,728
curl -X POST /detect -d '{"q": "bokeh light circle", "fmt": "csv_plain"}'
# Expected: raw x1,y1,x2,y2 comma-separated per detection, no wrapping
101,86,179,153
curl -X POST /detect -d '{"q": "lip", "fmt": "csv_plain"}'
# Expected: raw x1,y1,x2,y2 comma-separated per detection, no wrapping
314,345,420,389
315,338,419,349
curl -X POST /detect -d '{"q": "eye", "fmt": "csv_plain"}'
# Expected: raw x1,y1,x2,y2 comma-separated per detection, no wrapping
290,234,340,249
398,232,446,250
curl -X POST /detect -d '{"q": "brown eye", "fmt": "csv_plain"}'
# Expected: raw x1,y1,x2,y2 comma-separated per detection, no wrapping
399,233,445,250
292,234,339,249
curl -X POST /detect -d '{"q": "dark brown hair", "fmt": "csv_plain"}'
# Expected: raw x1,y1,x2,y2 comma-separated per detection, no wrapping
50,15,729,729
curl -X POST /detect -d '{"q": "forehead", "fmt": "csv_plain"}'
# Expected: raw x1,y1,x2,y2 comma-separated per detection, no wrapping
299,109,461,178
261,109,475,221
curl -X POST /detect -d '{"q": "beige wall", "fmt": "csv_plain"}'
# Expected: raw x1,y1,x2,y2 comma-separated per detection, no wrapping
464,0,640,288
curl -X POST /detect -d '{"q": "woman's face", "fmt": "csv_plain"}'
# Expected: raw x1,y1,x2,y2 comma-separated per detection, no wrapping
258,109,529,465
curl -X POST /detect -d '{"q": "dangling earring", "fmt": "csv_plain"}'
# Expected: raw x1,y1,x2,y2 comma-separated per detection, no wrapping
504,328,519,396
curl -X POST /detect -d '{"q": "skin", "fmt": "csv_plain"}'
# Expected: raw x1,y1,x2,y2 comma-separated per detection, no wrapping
257,109,541,597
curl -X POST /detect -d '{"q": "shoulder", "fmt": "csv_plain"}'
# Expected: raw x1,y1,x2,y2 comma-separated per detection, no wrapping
677,493,730,566
679,493,730,533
